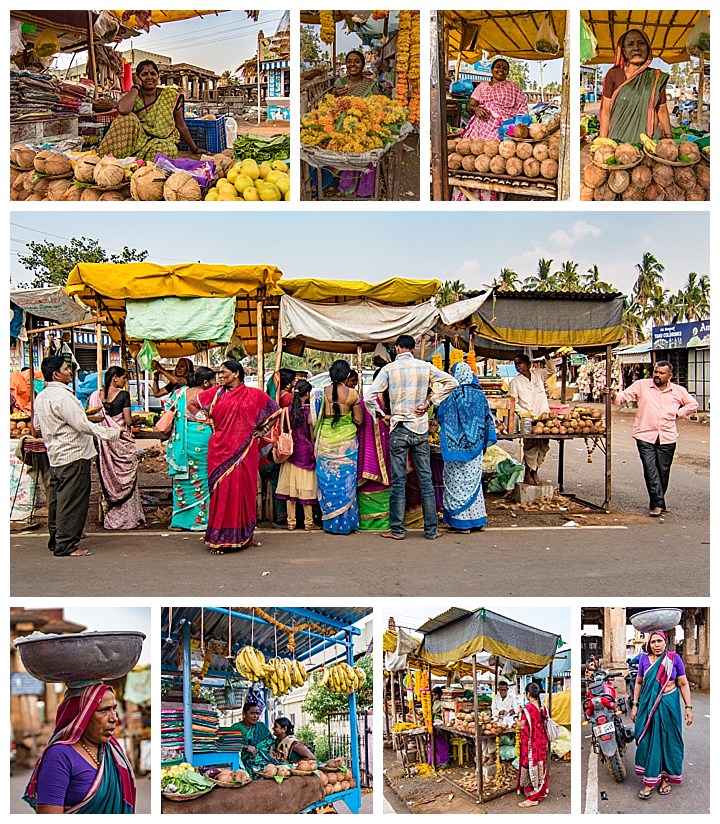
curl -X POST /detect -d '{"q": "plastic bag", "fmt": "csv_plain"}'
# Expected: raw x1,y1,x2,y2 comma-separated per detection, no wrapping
137,340,160,372
10,18,25,62
580,15,598,63
93,10,120,42
686,11,710,56
486,457,525,492
153,153,215,189
535,13,559,55
34,27,60,58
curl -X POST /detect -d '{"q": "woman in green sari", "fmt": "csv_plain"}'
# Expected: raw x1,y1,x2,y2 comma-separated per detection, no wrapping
99,59,203,160
232,703,274,776
599,29,671,144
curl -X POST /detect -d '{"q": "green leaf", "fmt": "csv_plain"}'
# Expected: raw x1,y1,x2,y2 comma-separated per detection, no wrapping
274,775,284,784
338,766,348,773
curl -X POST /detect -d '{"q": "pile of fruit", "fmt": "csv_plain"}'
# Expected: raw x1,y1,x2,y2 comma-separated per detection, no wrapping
531,406,605,436
318,662,366,694
260,763,292,781
235,646,307,696
204,157,289,201
204,766,250,785
319,759,355,797
301,94,409,154
10,413,32,438
448,135,560,181
161,763,215,795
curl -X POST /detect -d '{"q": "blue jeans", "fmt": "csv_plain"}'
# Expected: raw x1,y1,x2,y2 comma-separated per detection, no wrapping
389,424,438,538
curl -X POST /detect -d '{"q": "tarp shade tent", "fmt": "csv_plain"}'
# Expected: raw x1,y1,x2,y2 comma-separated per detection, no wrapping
10,286,89,325
280,278,440,305
10,11,138,51
414,607,561,676
109,10,229,29
581,10,709,65
65,262,283,357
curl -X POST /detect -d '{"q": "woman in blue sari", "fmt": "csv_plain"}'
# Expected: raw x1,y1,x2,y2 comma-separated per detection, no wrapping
437,362,497,532
309,360,363,534
631,630,693,799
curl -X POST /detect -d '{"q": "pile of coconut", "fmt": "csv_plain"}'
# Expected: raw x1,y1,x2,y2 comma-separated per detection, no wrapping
582,139,708,201
447,134,560,181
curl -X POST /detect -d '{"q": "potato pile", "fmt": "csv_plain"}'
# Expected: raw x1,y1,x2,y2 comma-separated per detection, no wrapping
10,413,31,438
532,406,605,436
447,134,560,181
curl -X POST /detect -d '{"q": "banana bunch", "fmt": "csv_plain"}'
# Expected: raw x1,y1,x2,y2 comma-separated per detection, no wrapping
702,145,710,158
262,657,294,696
589,137,617,154
639,133,657,155
555,346,574,356
235,646,266,681
318,663,367,694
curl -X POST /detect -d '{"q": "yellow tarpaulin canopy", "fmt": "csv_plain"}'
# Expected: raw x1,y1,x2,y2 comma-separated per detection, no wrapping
279,278,441,305
444,10,566,63
65,262,283,357
581,10,708,65
551,688,571,727
110,10,229,28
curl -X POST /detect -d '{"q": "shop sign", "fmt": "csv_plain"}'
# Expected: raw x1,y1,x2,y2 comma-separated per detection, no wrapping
10,672,45,696
652,319,710,350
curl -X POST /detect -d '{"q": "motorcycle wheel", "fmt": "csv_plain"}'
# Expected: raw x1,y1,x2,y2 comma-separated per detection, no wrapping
607,752,626,783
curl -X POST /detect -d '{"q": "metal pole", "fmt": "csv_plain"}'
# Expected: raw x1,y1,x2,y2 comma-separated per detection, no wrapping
430,10,449,201
257,31,262,125
28,316,36,436
603,344,612,509
356,344,363,396
472,656,482,802
87,11,98,92
346,630,362,814
558,354,567,491
181,619,194,765
557,12,571,200
697,52,705,130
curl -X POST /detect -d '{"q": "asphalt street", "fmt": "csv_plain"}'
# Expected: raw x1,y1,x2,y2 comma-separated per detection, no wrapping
581,690,709,814
10,411,709,598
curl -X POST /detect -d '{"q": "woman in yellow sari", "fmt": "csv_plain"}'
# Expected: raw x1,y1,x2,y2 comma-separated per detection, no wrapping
99,60,202,160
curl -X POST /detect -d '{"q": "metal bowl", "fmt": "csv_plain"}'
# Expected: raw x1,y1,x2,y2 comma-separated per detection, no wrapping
13,630,146,684
630,608,682,634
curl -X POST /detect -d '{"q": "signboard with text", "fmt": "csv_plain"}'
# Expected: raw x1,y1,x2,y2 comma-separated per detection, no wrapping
652,319,709,350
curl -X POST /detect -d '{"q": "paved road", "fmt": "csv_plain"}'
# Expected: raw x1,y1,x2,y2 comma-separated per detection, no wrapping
10,412,709,598
581,690,709,814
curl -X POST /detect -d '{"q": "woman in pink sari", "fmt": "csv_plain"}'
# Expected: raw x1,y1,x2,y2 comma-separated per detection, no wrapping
199,360,279,554
517,682,550,807
89,367,145,530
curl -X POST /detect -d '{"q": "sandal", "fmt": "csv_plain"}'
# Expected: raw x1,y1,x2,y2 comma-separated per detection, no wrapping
658,784,671,796
638,788,652,799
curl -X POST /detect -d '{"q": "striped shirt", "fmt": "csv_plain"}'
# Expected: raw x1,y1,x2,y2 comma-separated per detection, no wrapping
365,353,458,434
33,381,121,467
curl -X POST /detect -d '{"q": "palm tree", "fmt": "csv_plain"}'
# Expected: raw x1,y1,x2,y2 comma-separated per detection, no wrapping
554,260,582,292
523,258,555,291
633,252,665,311
493,268,520,292
647,288,673,327
583,263,614,293
622,297,646,346
680,271,710,321
437,279,466,306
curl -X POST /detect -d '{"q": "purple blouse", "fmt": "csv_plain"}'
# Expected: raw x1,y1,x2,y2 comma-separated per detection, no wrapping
637,652,685,681
36,743,97,807
289,405,316,471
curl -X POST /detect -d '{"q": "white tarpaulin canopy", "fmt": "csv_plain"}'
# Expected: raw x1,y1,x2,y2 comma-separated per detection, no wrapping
10,286,88,324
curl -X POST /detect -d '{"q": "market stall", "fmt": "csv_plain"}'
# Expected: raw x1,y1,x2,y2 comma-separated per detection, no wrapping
160,606,371,814
430,10,570,201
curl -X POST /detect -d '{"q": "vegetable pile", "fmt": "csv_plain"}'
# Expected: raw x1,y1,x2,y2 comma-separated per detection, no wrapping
232,134,290,164
161,763,214,795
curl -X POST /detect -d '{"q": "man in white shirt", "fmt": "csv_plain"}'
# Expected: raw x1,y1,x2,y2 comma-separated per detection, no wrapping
508,352,555,485
33,356,122,557
491,681,519,729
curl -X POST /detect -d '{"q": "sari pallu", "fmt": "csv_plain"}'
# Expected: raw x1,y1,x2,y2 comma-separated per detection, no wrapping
98,86,181,160
166,388,212,531
200,384,279,550
88,391,144,530
356,399,391,530
517,703,549,802
24,684,136,813
231,721,274,775
634,653,684,787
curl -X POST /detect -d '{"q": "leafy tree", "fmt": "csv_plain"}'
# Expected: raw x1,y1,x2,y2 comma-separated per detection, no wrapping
301,25,322,62
622,297,646,346
18,237,148,288
523,258,556,291
507,58,530,90
437,279,466,306
553,260,581,292
296,724,317,751
493,268,519,292
301,654,373,724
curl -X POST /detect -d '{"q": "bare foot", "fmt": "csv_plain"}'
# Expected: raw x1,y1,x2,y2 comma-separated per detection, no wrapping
381,531,404,541
518,799,539,807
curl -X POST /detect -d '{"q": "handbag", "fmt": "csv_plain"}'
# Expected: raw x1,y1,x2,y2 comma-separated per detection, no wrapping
544,712,562,742
272,407,294,463
155,390,183,436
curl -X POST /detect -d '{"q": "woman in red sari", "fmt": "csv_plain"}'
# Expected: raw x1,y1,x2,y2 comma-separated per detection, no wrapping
517,682,549,807
199,360,279,554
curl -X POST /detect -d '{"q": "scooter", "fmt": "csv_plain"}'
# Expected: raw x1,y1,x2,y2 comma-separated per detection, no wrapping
583,669,635,782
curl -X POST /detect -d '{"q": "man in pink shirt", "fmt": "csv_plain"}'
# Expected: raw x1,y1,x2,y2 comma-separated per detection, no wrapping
613,360,698,516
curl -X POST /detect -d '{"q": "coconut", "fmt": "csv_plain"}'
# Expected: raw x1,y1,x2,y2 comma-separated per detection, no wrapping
13,187,30,202
10,167,21,189
505,157,523,176
593,183,616,201
532,142,550,161
631,165,652,188
685,185,707,201
94,157,125,188
593,144,615,163
474,154,491,173
483,139,500,158
447,138,458,153
75,154,100,182
673,167,697,190
33,149,56,173
580,184,594,201
642,182,666,201
80,187,102,201
11,145,37,169
677,141,700,162
130,164,167,201
448,152,462,170
548,144,559,160
461,155,476,171
540,158,558,180
455,138,472,156
100,190,127,201
46,178,73,200
662,182,684,201
44,154,73,177
32,177,51,199
489,155,506,174
26,193,45,201
63,185,83,201
615,143,640,165
655,138,679,161
652,163,674,188
513,123,530,139
523,158,541,178
621,183,643,201
515,142,533,160
529,122,547,140
11,173,30,200
498,139,516,159
696,164,710,190
607,168,630,193
583,163,607,188
469,139,485,156
164,172,202,202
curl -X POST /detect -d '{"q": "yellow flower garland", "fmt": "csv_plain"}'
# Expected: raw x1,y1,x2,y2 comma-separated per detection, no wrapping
319,11,335,45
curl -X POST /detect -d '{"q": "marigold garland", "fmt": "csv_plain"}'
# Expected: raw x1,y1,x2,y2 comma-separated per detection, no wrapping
319,11,335,44
394,10,411,108
407,10,421,125
372,11,389,20
251,607,337,652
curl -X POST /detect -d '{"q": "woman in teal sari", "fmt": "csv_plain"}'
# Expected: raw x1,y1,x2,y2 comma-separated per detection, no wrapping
631,630,693,800
309,360,363,534
166,367,216,531
599,29,672,143
232,703,274,776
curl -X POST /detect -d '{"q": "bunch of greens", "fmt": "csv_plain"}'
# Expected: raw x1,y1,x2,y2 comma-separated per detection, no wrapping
233,134,290,163
162,768,214,794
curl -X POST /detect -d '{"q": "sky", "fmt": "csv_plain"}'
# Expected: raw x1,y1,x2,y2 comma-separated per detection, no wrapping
9,211,709,296
54,11,286,76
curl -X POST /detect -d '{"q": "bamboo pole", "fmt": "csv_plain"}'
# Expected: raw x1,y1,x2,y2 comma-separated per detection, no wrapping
697,51,705,130
257,31,262,125
28,316,36,436
557,11,571,201
472,656,482,802
274,312,283,373
256,300,265,390
430,11,449,201
95,321,103,390
87,11,98,92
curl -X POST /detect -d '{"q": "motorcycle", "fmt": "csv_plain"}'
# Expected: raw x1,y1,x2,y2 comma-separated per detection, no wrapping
624,658,639,714
583,669,634,782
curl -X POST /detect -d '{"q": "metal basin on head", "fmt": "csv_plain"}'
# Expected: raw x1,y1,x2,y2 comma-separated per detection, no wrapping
630,609,683,634
14,630,146,683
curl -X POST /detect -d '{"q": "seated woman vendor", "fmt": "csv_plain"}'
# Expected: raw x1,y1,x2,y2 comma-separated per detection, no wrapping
98,59,203,160
271,717,315,764
232,702,274,775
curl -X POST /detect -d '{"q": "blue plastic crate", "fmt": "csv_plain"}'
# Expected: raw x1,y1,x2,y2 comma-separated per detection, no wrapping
179,115,227,153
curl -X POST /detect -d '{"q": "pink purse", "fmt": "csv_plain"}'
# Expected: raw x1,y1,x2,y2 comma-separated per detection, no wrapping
272,407,294,463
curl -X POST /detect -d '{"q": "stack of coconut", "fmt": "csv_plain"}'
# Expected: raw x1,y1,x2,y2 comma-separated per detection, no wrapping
582,139,708,201
447,133,560,182
10,146,76,201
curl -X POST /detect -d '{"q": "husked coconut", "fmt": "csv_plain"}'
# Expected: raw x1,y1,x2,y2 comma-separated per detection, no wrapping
455,138,472,155
615,143,640,165
33,149,55,173
583,163,607,188
23,174,36,193
593,183,616,201
81,187,102,201
469,139,485,155
26,193,45,201
655,139,678,161
489,155,506,174
100,190,127,201
448,152,463,170
662,182,684,201
10,167,20,188
642,182,666,201
548,144,559,160
212,153,234,178
532,142,549,161
673,167,697,190
515,142,533,160
11,172,30,200
461,155,477,171
529,122,547,140
11,145,37,169
32,177,51,199
696,164,710,189
62,185,83,201
75,154,100,182
498,140,516,159
607,169,630,193
685,185,707,201
44,154,73,177
652,163,674,188
505,157,523,176
46,178,73,200
580,184,594,201
631,165,652,188
513,123,530,139
621,183,643,201
94,157,125,188
677,141,700,162
448,138,458,153
483,139,500,158
540,158,558,180
164,172,202,201
593,144,615,163
474,154,491,173
130,164,166,200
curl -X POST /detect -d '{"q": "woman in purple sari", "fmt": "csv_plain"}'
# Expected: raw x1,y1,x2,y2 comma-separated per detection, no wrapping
276,380,321,531
89,367,144,530
356,381,392,530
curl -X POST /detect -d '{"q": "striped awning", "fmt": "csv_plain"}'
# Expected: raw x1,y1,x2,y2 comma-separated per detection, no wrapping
262,60,289,69
73,330,113,346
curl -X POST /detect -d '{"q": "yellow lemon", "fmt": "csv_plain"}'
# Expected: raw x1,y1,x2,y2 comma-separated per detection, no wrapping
258,162,272,179
258,181,281,201
205,190,220,201
239,160,259,180
271,160,288,173
233,174,254,194
242,186,260,201
284,189,291,201
216,177,229,188
218,189,237,201
227,168,239,184
266,170,286,185
275,178,290,196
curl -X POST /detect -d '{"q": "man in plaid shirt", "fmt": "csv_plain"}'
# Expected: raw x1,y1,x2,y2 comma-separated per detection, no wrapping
365,335,457,540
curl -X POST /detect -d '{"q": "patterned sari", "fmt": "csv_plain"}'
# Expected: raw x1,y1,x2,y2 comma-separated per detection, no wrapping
89,390,145,530
166,387,212,531
356,398,391,530
517,702,549,802
230,720,274,775
99,86,182,160
24,684,136,813
634,652,684,788
200,383,278,551
463,80,528,141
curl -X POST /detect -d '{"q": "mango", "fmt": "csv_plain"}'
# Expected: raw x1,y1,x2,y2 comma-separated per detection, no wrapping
271,160,289,173
275,178,290,196
242,186,260,201
257,181,281,201
233,174,254,194
227,168,239,184
258,163,272,179
284,190,291,201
